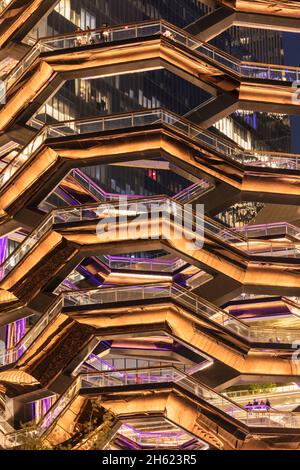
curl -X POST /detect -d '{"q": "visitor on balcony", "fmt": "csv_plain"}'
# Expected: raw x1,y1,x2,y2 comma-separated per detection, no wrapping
85,26,95,45
75,27,83,47
102,23,111,42
163,29,175,40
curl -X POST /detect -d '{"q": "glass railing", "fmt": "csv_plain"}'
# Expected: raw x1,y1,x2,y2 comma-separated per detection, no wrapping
49,197,248,249
62,283,300,345
0,298,62,366
0,109,166,189
117,423,201,449
2,365,300,448
2,281,299,370
183,98,280,168
22,369,300,446
231,150,300,170
78,367,300,428
0,109,298,196
63,283,173,306
224,384,300,399
0,124,59,188
99,255,186,273
0,210,54,281
37,160,211,209
70,169,140,202
51,197,300,257
38,377,81,434
1,196,299,288
235,222,300,257
0,286,298,441
39,20,300,81
241,62,300,82
3,19,299,105
46,110,300,170
72,168,212,204
236,222,300,241
86,353,189,375
240,242,300,258
173,180,212,203
0,197,224,282
0,22,177,102
42,367,300,433
0,373,81,448
1,42,48,103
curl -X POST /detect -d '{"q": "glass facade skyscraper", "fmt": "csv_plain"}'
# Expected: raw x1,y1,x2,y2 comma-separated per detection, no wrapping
0,0,299,451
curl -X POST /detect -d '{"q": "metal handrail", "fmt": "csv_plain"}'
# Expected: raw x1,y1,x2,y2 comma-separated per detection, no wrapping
2,364,300,448
2,279,300,369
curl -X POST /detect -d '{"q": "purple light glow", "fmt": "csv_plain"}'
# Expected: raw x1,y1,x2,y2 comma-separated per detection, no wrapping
88,354,114,370
122,423,185,438
5,317,26,350
0,236,7,264
3,234,27,353
32,397,52,422
107,255,179,265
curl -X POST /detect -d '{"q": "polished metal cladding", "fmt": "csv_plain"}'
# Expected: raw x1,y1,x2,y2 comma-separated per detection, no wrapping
1,25,300,132
0,4,300,451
